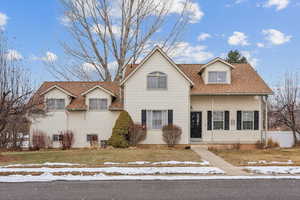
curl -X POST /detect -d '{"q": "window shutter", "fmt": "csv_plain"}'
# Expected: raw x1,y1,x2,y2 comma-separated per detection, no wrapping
141,110,146,126
237,111,242,130
225,111,230,130
207,111,212,130
254,111,259,130
168,110,173,125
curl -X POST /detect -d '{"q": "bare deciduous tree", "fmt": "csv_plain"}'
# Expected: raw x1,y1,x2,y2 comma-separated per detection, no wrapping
271,72,300,146
0,32,40,149
48,0,195,81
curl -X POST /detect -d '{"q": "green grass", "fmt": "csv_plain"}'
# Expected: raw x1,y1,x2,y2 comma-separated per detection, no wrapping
0,148,201,166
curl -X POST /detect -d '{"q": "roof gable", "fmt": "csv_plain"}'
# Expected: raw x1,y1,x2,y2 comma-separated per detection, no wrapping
81,85,117,97
120,46,194,86
199,57,235,73
39,85,76,97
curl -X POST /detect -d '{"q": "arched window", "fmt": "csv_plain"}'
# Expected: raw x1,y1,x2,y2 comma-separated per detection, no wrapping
147,71,167,89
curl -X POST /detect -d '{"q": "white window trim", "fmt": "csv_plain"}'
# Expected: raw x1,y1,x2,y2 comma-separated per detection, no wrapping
88,98,108,111
212,111,225,130
46,98,65,111
207,71,227,84
146,110,168,130
241,111,254,130
147,71,168,90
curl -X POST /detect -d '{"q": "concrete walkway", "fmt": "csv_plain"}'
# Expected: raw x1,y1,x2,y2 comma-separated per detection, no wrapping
191,146,249,176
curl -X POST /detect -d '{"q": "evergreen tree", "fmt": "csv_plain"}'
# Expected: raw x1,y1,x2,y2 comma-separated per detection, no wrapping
225,50,248,64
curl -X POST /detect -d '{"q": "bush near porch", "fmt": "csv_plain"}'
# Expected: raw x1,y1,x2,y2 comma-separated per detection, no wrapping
211,148,300,166
0,148,201,167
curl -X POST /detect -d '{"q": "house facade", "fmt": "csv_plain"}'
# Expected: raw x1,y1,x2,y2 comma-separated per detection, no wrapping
30,46,273,147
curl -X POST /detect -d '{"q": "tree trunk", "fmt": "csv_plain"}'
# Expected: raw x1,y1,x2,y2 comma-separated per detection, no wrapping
292,130,298,147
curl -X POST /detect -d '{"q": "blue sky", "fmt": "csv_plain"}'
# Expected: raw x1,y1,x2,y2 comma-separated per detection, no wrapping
0,0,299,86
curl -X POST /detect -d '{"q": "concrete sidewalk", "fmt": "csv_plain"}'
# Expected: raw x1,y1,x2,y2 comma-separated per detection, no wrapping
191,146,249,176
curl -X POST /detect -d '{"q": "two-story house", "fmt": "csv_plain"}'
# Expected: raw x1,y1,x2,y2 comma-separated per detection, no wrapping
30,46,273,147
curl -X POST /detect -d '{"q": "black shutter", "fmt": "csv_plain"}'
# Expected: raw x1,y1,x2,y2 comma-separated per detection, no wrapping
237,111,242,130
168,110,173,125
141,110,146,126
207,111,212,130
254,111,259,130
225,111,230,130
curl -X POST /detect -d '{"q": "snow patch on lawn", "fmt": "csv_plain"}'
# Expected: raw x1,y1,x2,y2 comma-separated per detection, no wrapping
0,167,223,175
247,160,293,165
103,160,210,165
151,161,210,165
245,166,300,174
1,162,80,168
2,174,300,182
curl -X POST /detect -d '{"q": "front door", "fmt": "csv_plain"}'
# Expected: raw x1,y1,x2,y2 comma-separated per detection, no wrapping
191,112,202,139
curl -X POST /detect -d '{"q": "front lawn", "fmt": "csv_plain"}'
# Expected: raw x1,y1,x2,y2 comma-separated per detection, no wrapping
211,148,300,166
0,148,201,166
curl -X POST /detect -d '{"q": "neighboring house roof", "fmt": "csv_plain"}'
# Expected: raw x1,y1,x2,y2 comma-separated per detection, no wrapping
32,81,121,111
123,63,273,95
120,46,194,86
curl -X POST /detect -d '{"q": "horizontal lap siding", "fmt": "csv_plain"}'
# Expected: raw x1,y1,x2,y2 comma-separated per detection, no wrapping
191,95,262,143
124,51,190,144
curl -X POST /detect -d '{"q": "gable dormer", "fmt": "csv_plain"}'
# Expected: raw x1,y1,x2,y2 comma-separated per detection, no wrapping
199,58,235,85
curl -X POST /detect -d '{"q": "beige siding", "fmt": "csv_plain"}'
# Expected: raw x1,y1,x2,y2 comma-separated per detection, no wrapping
191,95,263,144
124,50,191,144
202,61,231,84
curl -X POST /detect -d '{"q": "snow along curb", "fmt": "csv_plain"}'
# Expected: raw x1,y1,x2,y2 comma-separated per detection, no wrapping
245,166,300,174
0,167,224,175
2,174,300,182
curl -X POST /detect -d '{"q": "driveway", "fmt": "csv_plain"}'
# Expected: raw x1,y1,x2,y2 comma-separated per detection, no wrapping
1,180,300,200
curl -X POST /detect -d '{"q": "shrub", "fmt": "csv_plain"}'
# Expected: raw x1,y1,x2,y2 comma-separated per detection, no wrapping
232,143,241,150
162,124,182,147
255,140,264,149
90,135,99,147
108,133,129,148
31,130,47,150
266,138,279,149
108,111,133,148
129,123,147,146
60,130,74,150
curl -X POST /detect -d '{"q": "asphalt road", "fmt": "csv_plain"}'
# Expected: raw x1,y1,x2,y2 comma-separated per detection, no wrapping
1,179,300,200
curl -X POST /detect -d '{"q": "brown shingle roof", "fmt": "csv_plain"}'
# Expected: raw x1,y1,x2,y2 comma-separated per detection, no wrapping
33,62,272,112
32,81,122,111
124,63,273,95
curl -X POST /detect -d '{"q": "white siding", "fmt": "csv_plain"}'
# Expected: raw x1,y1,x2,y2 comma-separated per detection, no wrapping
124,50,191,144
30,88,119,148
191,95,263,144
30,88,70,148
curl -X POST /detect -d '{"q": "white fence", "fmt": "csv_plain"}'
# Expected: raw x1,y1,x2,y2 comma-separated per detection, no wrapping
267,131,300,148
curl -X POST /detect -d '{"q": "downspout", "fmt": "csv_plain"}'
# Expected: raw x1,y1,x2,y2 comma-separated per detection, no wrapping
210,95,214,143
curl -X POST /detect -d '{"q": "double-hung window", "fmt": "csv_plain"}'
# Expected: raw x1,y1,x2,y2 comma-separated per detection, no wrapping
46,99,65,111
213,111,224,130
147,72,167,89
146,110,168,129
89,98,108,111
242,111,254,130
208,71,227,83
